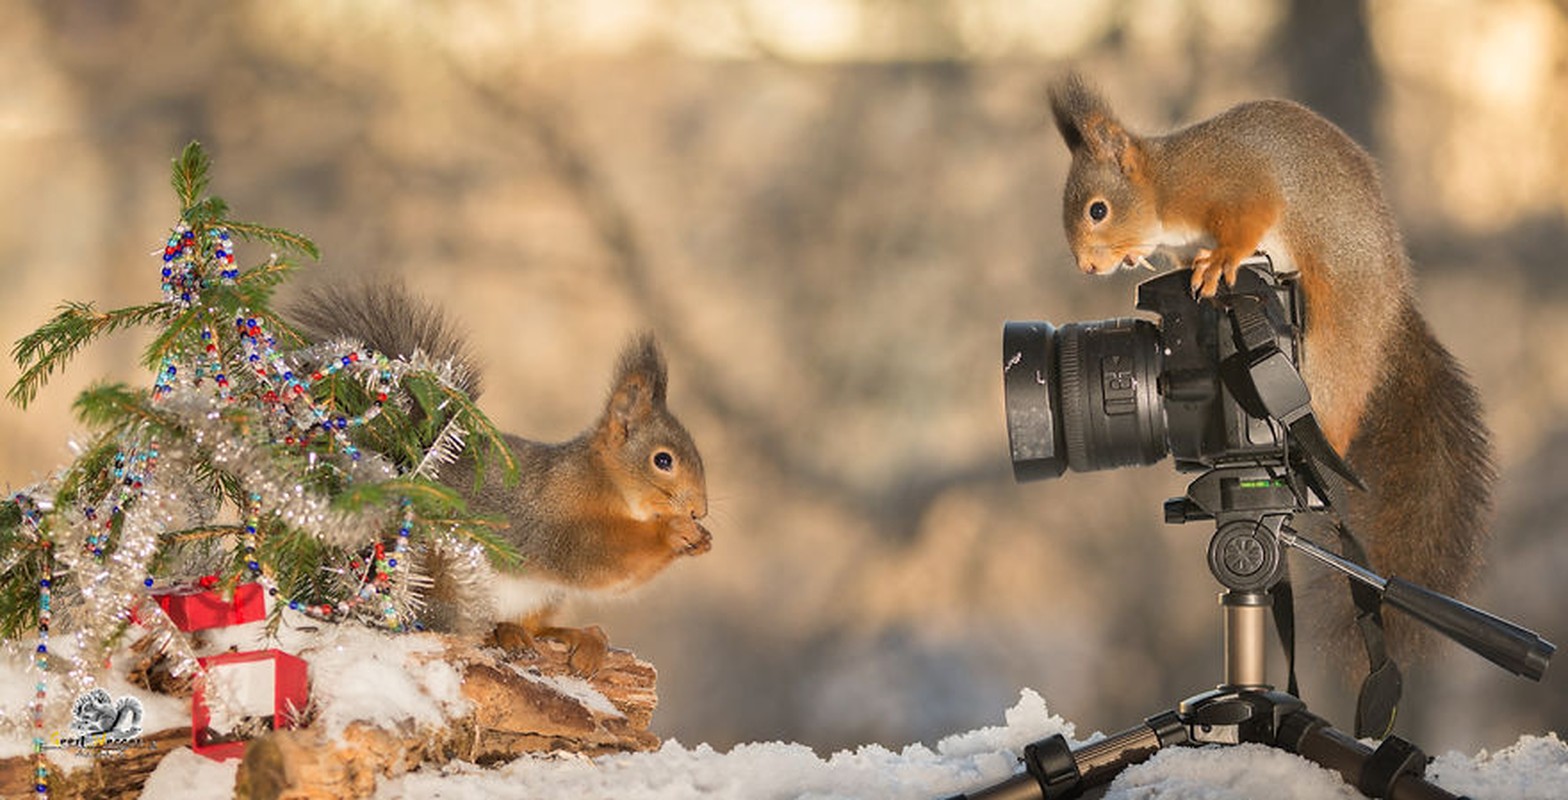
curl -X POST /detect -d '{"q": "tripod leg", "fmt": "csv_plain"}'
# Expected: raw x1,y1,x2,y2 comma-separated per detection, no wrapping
945,712,1187,800
1277,709,1468,800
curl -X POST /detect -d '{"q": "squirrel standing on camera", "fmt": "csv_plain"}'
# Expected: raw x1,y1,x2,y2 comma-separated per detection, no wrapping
1047,73,1494,661
289,283,711,675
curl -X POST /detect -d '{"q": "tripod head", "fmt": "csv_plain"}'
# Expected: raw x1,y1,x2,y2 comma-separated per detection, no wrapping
1162,404,1555,684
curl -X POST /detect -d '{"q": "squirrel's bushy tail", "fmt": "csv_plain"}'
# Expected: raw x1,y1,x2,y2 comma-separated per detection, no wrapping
285,280,481,398
1335,297,1495,659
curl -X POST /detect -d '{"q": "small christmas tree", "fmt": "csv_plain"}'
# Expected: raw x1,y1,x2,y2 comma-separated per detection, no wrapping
1,142,519,791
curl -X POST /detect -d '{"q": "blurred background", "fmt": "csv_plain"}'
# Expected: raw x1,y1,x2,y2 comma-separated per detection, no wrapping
3,0,1566,759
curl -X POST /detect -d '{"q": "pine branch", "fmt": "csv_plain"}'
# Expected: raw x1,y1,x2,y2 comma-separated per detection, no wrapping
443,517,524,570
171,140,212,213
225,220,320,261
71,381,167,431
0,547,45,639
141,305,212,370
411,416,467,481
9,301,170,408
437,382,519,488
183,196,230,227
332,477,466,516
58,430,121,506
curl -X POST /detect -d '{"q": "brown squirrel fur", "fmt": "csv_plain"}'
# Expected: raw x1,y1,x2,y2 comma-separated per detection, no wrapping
1048,73,1495,662
288,282,710,674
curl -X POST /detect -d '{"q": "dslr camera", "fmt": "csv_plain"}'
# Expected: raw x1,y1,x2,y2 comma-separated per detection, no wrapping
1003,255,1306,482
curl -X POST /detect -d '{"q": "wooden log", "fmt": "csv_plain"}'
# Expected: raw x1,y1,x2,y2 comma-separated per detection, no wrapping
0,636,659,800
0,727,192,800
234,639,662,799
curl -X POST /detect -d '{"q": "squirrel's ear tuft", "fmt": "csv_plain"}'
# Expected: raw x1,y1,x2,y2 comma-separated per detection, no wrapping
605,334,668,437
614,333,668,404
1049,70,1141,174
1049,70,1096,153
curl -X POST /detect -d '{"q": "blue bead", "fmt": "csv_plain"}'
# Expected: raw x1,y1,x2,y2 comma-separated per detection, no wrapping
143,578,153,587
39,579,49,588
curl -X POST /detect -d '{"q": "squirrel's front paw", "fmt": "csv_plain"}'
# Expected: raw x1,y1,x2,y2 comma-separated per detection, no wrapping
1190,248,1243,298
666,517,712,556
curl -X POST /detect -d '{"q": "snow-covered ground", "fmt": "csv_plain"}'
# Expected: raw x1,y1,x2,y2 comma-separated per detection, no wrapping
6,613,1565,799
131,688,1568,800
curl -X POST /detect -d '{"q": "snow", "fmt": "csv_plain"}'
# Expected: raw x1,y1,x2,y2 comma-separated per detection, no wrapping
140,747,239,800
7,617,1567,798
1427,734,1568,800
32,680,1568,798
371,689,1072,800
518,669,624,718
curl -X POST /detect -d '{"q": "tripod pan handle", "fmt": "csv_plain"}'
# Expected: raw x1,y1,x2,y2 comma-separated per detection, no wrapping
1383,577,1555,681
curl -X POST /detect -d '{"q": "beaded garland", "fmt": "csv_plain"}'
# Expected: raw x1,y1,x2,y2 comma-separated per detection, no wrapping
14,493,51,799
153,220,424,630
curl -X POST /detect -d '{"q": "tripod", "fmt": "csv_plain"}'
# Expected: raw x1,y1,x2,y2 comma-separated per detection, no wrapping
946,464,1556,800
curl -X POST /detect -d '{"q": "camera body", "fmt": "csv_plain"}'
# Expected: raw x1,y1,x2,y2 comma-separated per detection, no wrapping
1003,256,1301,482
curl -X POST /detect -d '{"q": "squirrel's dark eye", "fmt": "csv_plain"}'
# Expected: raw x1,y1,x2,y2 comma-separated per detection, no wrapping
1088,200,1109,222
653,451,675,472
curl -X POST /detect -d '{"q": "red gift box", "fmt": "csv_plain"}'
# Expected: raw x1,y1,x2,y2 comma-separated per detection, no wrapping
153,580,265,631
192,649,309,760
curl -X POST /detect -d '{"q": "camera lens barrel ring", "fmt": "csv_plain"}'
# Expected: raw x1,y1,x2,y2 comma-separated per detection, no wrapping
1055,319,1168,473
1058,326,1091,470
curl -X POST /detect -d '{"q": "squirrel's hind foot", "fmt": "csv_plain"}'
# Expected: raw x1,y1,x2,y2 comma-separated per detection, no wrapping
491,619,609,677
488,621,540,659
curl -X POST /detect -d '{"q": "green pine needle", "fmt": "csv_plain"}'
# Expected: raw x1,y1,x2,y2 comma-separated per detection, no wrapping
71,381,167,431
8,300,170,409
226,220,320,261
183,196,230,227
437,383,520,488
171,141,212,213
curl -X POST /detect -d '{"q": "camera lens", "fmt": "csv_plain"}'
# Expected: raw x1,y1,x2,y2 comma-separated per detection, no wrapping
1003,318,1168,481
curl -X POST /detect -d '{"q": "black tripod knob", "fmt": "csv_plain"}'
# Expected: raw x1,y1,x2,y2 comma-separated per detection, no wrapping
1208,520,1283,591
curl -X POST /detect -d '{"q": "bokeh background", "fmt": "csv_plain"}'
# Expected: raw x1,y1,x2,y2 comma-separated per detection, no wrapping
3,0,1566,759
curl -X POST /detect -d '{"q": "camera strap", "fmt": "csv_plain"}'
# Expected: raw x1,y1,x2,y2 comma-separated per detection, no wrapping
1222,290,1399,737
1317,471,1404,740
1220,293,1365,492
